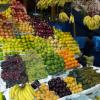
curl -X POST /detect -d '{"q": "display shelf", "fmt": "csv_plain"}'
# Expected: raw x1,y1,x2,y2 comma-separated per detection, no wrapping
2,66,100,100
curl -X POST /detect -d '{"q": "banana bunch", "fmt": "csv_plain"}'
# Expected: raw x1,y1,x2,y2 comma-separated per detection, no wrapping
37,0,52,9
83,15,100,30
93,15,100,27
57,0,77,7
9,84,35,100
0,0,10,4
59,12,69,22
0,7,12,19
37,0,77,9
37,0,58,9
69,14,75,23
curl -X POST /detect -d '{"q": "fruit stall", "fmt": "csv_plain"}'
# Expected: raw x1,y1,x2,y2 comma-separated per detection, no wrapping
0,0,100,100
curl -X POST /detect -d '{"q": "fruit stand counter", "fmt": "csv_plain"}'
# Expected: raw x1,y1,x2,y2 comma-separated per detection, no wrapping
1,66,100,100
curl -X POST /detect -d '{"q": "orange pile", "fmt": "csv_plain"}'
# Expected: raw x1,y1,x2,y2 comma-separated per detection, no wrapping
57,49,80,69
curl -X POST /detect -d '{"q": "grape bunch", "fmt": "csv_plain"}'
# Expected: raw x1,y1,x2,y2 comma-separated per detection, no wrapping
31,17,54,39
1,54,28,88
48,77,72,98
22,50,48,82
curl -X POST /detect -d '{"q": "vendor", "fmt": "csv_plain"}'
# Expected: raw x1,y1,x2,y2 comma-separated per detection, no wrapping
83,33,94,56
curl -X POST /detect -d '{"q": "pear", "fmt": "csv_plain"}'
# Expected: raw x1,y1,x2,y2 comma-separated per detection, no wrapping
0,92,5,100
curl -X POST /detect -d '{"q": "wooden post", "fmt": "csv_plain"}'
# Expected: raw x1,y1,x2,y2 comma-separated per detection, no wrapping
51,5,56,20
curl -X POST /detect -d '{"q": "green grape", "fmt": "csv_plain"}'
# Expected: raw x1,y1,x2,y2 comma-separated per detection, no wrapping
22,49,48,82
68,67,100,89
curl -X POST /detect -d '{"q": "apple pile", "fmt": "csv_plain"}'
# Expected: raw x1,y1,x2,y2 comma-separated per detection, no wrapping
10,0,35,34
26,35,54,55
11,0,30,22
0,7,12,19
2,38,23,55
2,34,35,55
31,17,54,38
1,34,52,56
15,21,34,34
49,28,80,54
0,17,14,39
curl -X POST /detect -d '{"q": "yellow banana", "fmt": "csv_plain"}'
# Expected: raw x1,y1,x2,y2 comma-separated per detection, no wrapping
22,86,34,100
37,0,76,9
58,0,66,6
47,0,53,6
21,89,28,100
14,87,21,100
26,84,35,94
9,84,19,100
83,15,100,30
93,15,100,26
18,89,26,100
93,15,100,22
59,12,69,22
24,84,34,100
69,14,75,23
83,16,91,25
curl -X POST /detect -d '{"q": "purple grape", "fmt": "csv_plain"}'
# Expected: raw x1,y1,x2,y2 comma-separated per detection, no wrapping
1,54,28,88
48,77,72,98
